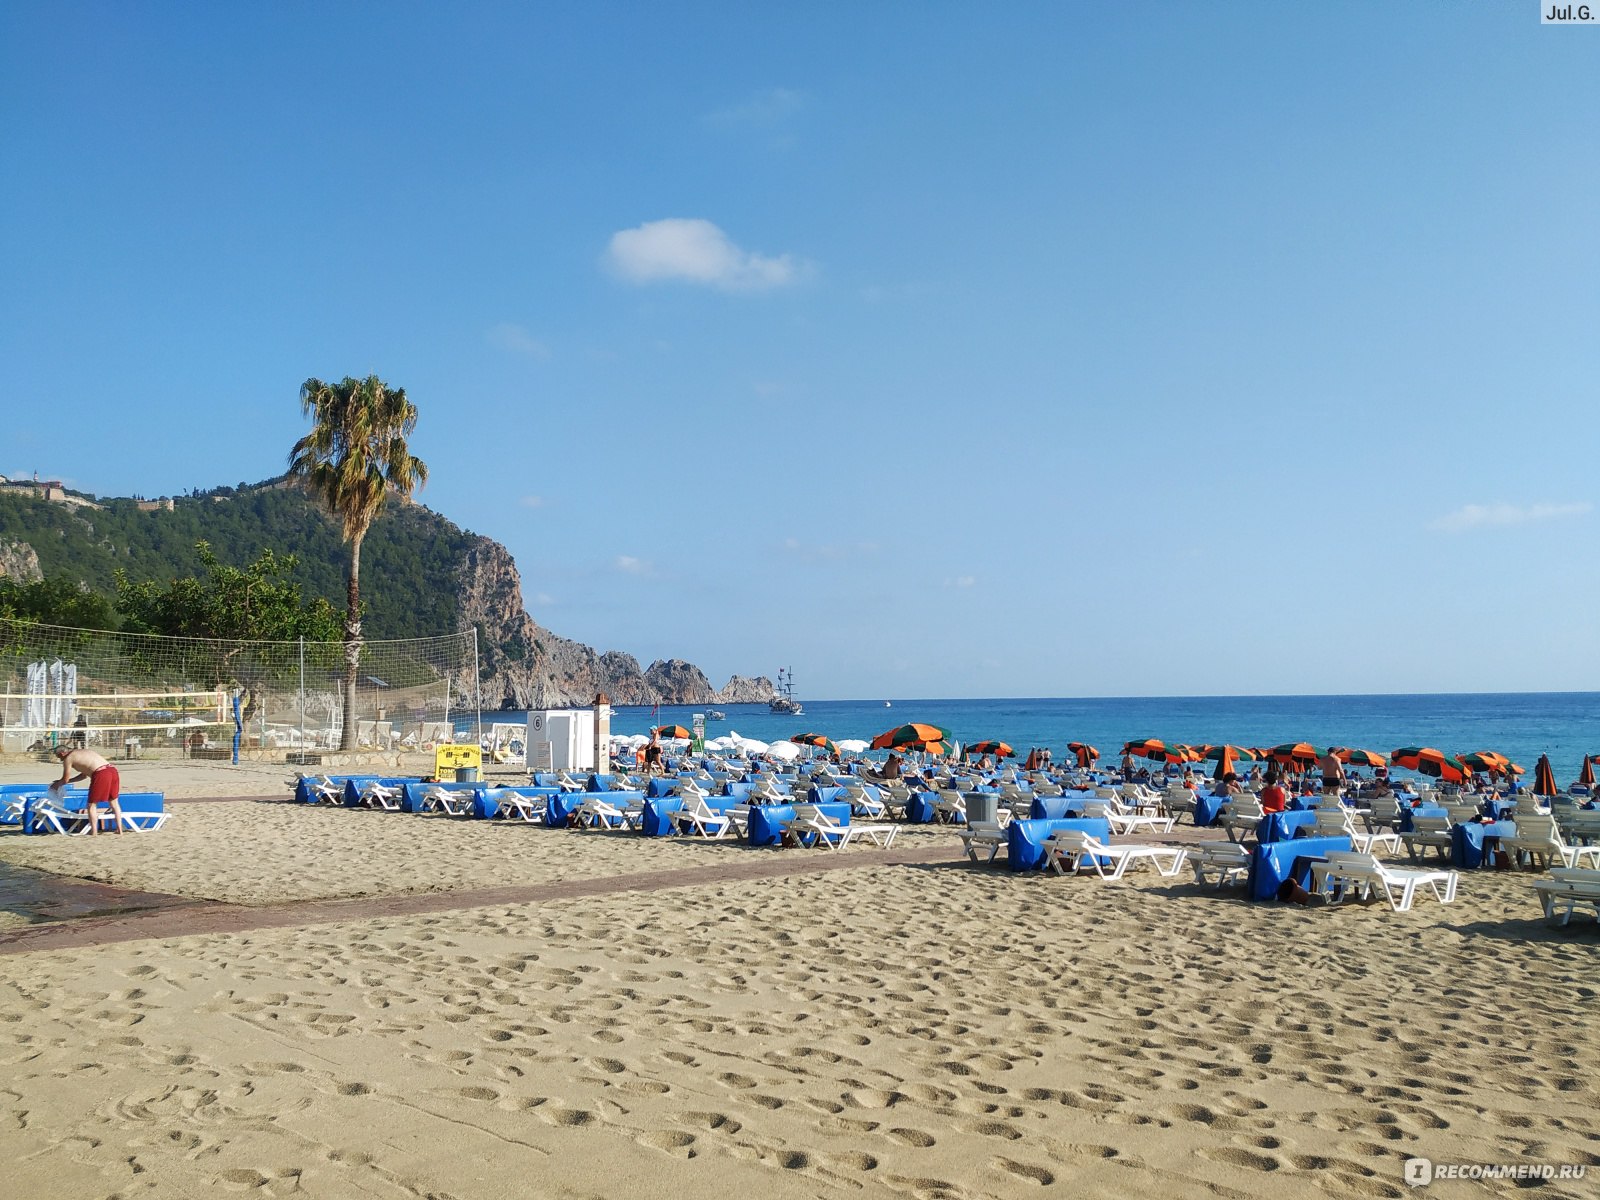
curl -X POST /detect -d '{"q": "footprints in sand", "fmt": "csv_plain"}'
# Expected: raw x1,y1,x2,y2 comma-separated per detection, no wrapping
6,865,1597,1200
216,1166,303,1193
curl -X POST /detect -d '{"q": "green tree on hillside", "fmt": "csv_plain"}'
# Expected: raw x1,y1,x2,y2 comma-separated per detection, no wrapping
115,542,343,718
287,376,428,750
0,577,120,630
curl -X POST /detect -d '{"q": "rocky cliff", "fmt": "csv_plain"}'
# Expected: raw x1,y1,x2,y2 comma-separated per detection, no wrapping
0,479,770,709
0,539,42,582
452,535,775,709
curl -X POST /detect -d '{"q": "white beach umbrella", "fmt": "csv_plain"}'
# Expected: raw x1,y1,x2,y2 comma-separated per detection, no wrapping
765,741,801,762
739,737,770,753
836,739,869,754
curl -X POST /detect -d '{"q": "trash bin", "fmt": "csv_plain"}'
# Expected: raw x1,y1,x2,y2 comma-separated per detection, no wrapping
965,792,999,824
455,766,480,783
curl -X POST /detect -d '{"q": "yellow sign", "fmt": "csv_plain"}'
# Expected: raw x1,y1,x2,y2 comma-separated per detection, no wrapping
434,743,482,771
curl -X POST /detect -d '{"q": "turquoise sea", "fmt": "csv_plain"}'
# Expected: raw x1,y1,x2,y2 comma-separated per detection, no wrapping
486,693,1600,784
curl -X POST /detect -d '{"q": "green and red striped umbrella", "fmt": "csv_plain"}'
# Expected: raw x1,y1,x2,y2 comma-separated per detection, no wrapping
1391,747,1471,783
1457,750,1513,776
1332,747,1387,768
871,722,952,751
790,733,837,754
1121,738,1185,763
651,725,692,740
1120,742,1196,771
967,740,1014,758
1268,742,1322,767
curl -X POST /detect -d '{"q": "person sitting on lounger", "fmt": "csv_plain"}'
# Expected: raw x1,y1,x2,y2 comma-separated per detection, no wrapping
1260,770,1288,815
1215,771,1242,798
54,745,124,835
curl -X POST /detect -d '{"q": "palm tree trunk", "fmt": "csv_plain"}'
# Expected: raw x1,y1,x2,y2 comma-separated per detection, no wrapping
341,534,363,751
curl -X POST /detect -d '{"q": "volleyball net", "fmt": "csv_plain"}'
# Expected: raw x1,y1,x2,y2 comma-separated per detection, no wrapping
0,618,481,760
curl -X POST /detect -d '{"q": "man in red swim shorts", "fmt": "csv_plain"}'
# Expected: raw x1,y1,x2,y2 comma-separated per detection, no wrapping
55,746,124,835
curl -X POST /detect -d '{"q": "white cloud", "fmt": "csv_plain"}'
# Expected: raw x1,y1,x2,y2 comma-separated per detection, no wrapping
604,218,806,292
704,87,804,127
615,555,654,576
519,495,545,509
486,323,550,358
944,575,977,589
1430,502,1592,533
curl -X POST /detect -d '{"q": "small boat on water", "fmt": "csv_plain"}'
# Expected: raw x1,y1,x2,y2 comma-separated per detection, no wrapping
769,667,804,716
885,701,892,707
707,709,726,721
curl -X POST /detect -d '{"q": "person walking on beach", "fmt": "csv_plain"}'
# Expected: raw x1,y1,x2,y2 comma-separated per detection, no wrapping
642,731,663,774
54,745,124,835
1318,747,1344,797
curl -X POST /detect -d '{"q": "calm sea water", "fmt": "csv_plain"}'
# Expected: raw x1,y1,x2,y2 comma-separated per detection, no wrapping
480,693,1600,785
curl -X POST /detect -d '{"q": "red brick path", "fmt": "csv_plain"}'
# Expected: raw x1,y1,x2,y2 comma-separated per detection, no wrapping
0,844,962,957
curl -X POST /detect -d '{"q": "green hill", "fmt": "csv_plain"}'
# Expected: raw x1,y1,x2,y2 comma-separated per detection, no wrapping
0,481,476,639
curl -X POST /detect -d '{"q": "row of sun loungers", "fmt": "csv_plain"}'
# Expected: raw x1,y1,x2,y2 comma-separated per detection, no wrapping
296,774,898,853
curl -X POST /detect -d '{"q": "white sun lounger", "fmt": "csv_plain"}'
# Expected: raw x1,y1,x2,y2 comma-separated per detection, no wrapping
29,798,94,835
489,789,549,824
1314,808,1402,855
1189,842,1250,887
1310,850,1459,913
571,793,638,830
959,819,1009,866
671,793,740,839
785,804,896,851
307,776,344,805
1532,867,1600,926
420,785,473,817
1044,830,1187,881
359,781,403,811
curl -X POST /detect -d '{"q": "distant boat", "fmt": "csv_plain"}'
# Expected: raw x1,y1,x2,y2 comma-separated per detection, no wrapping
707,709,726,721
884,701,891,707
769,667,803,716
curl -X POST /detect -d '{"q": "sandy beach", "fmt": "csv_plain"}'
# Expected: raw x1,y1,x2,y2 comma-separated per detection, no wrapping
2,771,1597,1199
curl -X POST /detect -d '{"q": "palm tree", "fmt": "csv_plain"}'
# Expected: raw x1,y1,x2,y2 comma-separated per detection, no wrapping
287,376,427,750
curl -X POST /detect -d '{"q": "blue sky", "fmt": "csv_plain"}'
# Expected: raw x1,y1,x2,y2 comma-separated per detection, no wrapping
3,2,1597,699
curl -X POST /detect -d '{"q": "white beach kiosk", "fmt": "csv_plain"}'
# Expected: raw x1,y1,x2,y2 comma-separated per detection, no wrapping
525,695,610,773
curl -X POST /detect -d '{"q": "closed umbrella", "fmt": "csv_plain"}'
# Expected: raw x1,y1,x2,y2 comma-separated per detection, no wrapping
1580,755,1597,789
1202,744,1258,781
1533,754,1557,798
